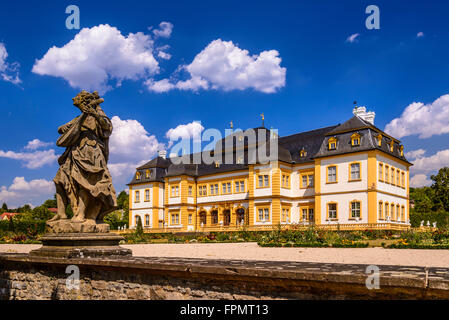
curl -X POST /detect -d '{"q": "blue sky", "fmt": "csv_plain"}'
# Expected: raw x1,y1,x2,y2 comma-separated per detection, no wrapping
1,0,449,207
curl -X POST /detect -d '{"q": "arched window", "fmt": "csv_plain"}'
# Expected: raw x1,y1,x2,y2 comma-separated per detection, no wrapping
199,211,207,226
236,208,245,225
211,210,218,224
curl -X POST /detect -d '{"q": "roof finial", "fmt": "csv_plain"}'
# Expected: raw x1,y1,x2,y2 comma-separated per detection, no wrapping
260,113,265,127
353,101,358,110
230,121,234,129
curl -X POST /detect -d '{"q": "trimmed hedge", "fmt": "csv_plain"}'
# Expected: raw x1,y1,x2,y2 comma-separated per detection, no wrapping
257,242,369,248
385,243,449,249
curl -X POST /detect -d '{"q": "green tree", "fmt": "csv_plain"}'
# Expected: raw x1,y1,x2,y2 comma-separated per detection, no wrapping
42,198,57,208
31,205,54,221
431,167,449,212
410,187,434,213
1,203,8,211
117,191,129,210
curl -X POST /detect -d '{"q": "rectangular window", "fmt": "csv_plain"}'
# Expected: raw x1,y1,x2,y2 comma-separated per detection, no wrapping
198,185,207,196
235,181,240,193
258,175,269,188
378,163,383,182
401,206,405,222
385,203,389,219
188,214,192,225
171,186,179,197
282,174,290,188
385,165,389,183
145,189,150,202
302,175,308,188
302,208,308,221
301,173,314,188
351,201,361,219
171,213,179,225
145,215,150,226
135,191,140,203
391,168,395,185
258,208,270,222
378,202,383,220
227,183,231,193
350,163,361,181
396,169,400,186
401,172,405,188
281,208,290,223
397,204,401,221
328,203,337,219
327,166,337,183
188,186,193,196
240,181,245,192
391,204,395,220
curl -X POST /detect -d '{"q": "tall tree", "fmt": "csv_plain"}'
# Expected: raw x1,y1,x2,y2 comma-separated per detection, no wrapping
431,167,449,212
1,203,7,211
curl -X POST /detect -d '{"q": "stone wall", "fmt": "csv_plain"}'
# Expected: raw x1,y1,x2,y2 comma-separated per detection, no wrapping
1,254,449,300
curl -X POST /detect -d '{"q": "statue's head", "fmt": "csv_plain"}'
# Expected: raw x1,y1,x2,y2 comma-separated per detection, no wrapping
72,90,104,109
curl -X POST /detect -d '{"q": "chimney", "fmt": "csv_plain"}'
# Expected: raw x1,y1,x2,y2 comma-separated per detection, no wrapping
158,150,167,159
353,106,375,125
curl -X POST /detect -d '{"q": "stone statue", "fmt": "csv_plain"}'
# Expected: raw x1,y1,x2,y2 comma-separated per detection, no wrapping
48,90,117,233
30,91,131,258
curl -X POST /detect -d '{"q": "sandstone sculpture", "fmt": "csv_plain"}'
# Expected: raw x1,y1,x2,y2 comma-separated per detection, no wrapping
31,91,131,258
48,90,117,233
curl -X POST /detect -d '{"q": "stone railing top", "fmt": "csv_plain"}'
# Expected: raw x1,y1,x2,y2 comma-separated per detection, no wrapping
1,253,449,291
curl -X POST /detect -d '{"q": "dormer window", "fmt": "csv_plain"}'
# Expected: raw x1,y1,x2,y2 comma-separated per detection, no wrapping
136,172,141,180
328,137,337,150
300,149,307,158
389,140,394,152
377,134,382,147
145,170,151,179
399,145,404,157
351,133,361,147
215,161,220,168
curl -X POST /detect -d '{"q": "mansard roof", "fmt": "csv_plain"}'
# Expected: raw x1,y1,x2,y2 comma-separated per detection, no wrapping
127,116,411,185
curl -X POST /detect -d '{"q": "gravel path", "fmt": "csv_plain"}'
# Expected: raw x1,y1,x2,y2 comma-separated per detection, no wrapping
2,243,449,268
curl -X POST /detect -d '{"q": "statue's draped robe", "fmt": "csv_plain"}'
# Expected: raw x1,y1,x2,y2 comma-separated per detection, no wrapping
54,107,117,220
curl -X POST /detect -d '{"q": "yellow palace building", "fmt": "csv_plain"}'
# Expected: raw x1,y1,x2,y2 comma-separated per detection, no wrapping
128,107,412,233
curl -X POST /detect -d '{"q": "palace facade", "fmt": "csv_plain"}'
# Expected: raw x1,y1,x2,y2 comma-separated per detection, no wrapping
128,107,412,232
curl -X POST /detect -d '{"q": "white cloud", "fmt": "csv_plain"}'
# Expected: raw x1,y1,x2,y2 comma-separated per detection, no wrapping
410,174,432,188
384,94,449,139
108,116,165,188
0,149,58,169
32,24,160,93
147,39,286,93
411,149,449,174
405,149,426,160
166,121,205,147
0,177,54,208
346,33,360,43
153,22,173,38
158,51,172,60
0,42,21,85
145,78,175,93
24,139,53,150
109,116,165,162
417,32,424,38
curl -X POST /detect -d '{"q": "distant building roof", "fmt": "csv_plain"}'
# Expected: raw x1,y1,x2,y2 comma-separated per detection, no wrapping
48,208,58,214
0,212,20,220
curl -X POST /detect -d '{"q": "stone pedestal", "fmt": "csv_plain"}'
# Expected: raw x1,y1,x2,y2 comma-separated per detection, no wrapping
30,233,132,258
